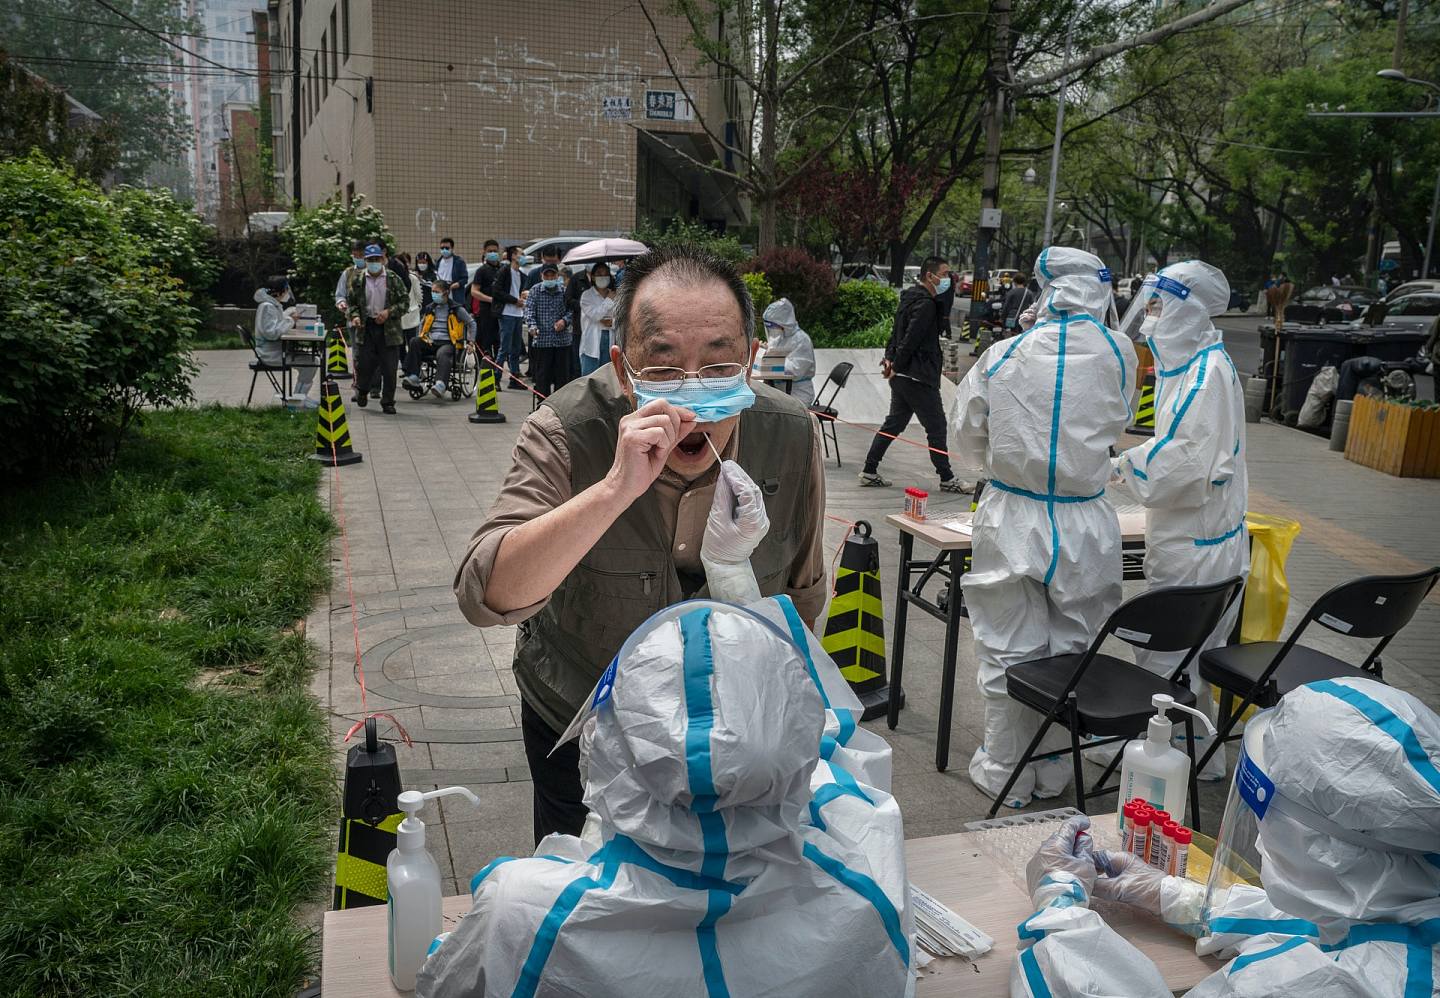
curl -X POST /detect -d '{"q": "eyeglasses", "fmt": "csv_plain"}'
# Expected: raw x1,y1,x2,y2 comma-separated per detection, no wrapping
622,356,746,391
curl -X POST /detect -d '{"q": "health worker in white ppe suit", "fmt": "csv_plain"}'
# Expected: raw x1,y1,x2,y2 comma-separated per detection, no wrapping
1112,260,1249,781
418,456,913,998
1014,676,1440,998
953,246,1137,807
760,298,818,406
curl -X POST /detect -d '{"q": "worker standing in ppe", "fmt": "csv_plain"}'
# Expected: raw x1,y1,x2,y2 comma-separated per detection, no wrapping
953,246,1137,807
419,503,913,995
1014,677,1440,997
760,298,818,406
1112,261,1248,781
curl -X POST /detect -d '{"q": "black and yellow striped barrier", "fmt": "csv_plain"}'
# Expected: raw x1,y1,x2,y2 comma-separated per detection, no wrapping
309,380,363,466
468,358,507,424
333,718,403,909
326,328,351,380
822,520,896,720
1129,370,1156,437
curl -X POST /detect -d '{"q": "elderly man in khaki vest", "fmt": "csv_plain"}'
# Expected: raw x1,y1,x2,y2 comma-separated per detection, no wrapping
455,244,827,844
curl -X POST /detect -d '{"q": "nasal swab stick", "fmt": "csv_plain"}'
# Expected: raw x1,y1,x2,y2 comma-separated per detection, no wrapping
704,432,722,463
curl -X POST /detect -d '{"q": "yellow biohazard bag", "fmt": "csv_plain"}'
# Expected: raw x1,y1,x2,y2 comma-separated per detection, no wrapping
1239,512,1301,643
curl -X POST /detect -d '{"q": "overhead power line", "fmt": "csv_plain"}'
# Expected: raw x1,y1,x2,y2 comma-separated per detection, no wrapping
84,0,254,77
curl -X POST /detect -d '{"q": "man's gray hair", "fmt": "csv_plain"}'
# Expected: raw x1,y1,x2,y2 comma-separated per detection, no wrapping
612,243,755,357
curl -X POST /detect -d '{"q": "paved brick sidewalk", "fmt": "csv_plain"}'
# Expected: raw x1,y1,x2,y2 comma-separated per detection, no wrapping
192,349,1439,886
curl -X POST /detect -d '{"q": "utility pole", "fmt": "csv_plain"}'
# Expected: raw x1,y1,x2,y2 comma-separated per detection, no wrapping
1042,22,1075,247
290,0,302,204
969,0,1011,334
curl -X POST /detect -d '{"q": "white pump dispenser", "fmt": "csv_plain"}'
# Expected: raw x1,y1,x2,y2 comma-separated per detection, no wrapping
1117,694,1216,837
388,786,481,992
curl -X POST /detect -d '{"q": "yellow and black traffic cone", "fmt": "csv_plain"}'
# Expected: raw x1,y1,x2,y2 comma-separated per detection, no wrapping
1129,369,1156,437
821,520,897,721
325,327,352,381
310,380,363,466
468,359,507,424
333,718,402,909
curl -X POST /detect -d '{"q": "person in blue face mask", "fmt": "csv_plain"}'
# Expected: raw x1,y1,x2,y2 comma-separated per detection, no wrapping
522,263,576,398
455,244,829,844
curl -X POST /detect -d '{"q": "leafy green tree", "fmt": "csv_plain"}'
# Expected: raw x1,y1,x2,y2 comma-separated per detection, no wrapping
0,54,119,181
7,0,195,177
281,196,395,332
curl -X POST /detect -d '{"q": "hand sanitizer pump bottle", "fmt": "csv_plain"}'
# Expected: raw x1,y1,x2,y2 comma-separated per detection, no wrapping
388,786,480,991
1117,694,1215,837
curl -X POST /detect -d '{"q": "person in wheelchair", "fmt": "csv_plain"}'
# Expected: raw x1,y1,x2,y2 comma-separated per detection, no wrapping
403,279,475,399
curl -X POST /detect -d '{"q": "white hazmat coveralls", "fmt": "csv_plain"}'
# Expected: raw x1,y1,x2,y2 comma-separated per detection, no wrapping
953,246,1137,806
416,595,913,998
1113,260,1250,780
1012,677,1440,997
761,298,818,406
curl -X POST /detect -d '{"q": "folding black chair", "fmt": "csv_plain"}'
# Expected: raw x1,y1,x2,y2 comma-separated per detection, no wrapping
239,324,289,407
986,576,1245,828
808,361,853,468
1195,566,1439,775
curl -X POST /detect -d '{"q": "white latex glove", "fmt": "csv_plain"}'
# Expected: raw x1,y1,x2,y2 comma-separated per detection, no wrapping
1027,815,1097,907
1092,850,1167,914
1018,306,1038,330
701,459,770,604
702,460,770,564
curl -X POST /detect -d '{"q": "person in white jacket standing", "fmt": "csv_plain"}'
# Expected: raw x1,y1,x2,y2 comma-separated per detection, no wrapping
1112,260,1248,781
578,262,617,376
760,298,817,406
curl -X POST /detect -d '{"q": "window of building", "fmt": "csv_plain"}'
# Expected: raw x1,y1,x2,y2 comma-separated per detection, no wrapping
320,32,329,99
329,7,338,80
345,181,354,206
342,0,350,61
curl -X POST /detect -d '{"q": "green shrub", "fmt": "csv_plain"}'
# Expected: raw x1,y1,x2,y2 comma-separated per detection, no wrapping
282,195,395,331
742,271,773,340
0,153,198,475
811,280,898,346
632,216,749,266
109,185,218,309
824,316,894,349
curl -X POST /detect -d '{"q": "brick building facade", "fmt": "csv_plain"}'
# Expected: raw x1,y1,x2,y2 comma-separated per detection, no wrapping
270,0,750,255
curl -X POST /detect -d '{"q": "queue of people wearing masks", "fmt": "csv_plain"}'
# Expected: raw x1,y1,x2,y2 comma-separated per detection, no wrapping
321,236,631,412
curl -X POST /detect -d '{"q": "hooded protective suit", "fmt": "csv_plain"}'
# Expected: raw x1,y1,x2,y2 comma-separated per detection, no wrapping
953,247,1137,806
761,298,818,406
1112,261,1249,779
416,595,912,998
1012,677,1440,997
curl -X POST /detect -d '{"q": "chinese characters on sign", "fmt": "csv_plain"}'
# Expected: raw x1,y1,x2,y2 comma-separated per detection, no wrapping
602,96,632,120
644,90,694,121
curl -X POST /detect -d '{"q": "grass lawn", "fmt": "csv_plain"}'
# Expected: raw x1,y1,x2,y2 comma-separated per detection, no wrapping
0,406,335,997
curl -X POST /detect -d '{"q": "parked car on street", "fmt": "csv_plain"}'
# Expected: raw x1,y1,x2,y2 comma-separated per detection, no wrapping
1363,290,1440,337
839,263,889,284
1380,279,1440,303
1285,284,1379,324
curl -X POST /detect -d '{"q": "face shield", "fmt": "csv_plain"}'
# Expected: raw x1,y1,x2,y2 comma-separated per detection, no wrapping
1117,272,1184,345
1202,706,1440,926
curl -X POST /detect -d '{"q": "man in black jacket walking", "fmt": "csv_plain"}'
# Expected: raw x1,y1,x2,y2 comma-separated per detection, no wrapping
861,256,965,492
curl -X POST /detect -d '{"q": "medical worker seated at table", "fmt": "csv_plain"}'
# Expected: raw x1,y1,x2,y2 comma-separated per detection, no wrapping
1112,261,1249,782
759,297,818,406
420,499,913,996
952,246,1136,808
454,245,827,844
1016,677,1440,997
